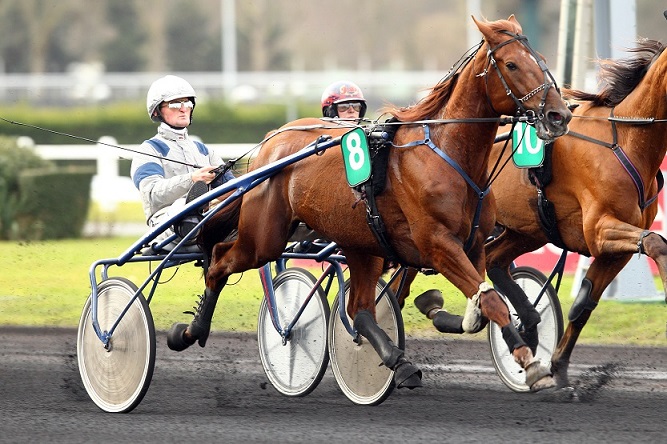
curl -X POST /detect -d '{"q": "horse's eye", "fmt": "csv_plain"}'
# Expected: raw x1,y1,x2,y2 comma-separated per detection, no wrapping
505,62,518,71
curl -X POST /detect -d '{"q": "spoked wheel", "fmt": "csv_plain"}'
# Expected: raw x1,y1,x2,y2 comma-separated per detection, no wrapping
328,279,404,405
257,267,330,397
77,277,156,412
488,266,564,392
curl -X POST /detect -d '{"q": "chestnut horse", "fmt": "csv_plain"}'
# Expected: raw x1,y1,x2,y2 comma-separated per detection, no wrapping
485,37,667,390
168,16,571,391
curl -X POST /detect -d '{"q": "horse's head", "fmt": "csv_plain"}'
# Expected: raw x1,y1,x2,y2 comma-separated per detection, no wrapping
473,15,571,140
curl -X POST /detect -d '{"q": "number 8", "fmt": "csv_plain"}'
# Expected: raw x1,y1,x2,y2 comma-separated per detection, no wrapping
347,133,365,170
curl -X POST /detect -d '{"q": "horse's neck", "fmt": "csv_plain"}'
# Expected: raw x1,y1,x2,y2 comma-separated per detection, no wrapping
432,89,499,177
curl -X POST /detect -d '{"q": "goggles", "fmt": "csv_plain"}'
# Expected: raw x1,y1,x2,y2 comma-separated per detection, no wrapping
164,100,194,110
337,102,362,112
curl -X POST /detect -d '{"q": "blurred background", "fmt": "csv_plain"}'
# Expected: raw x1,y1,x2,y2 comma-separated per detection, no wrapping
0,0,664,117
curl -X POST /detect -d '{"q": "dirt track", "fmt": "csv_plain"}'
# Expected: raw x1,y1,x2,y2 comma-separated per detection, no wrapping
2,326,667,443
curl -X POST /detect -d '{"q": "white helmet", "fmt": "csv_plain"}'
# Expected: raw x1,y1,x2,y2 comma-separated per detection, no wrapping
146,75,197,123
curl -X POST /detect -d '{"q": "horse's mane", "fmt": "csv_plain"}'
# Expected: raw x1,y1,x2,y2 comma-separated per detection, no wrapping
564,39,666,107
382,18,522,122
383,74,461,122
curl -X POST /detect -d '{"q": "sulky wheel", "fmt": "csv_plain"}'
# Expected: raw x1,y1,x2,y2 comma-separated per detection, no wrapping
328,279,404,405
488,266,564,392
77,277,156,413
257,267,330,397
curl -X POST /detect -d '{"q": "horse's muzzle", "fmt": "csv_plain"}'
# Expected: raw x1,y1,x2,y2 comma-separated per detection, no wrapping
536,108,572,140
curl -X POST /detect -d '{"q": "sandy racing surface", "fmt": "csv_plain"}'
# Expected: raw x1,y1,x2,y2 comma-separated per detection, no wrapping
1,326,667,443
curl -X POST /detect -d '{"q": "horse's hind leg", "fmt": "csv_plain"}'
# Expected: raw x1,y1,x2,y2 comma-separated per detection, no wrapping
550,255,627,388
346,252,422,389
169,205,291,351
485,228,547,354
166,240,236,351
640,231,667,303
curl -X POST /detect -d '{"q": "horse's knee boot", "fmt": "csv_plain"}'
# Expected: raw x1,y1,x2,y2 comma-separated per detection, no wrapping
568,278,597,328
522,326,539,356
488,267,541,329
353,310,403,367
432,310,465,334
501,323,527,353
187,287,221,348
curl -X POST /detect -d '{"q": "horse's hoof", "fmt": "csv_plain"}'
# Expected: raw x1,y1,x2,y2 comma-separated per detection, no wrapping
414,289,444,319
529,375,556,392
525,359,554,391
167,323,196,351
394,361,423,389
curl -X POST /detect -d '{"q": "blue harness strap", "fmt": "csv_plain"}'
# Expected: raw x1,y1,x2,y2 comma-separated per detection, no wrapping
394,124,491,252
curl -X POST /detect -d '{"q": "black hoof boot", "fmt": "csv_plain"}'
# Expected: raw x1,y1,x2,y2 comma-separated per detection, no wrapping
414,289,444,319
394,358,423,389
167,323,196,351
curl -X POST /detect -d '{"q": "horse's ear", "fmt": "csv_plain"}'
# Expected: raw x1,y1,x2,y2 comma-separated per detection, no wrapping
471,15,490,36
508,14,518,25
663,10,667,21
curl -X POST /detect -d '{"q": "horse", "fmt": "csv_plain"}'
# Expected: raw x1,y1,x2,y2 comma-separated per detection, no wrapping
167,15,571,391
484,36,667,391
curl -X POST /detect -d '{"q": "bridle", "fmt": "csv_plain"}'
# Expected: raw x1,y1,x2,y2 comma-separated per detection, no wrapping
477,30,559,123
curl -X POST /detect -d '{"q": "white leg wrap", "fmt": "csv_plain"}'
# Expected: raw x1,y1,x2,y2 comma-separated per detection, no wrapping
462,282,493,333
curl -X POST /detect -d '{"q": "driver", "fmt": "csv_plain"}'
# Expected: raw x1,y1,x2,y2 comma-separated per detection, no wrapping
130,75,233,250
320,80,367,120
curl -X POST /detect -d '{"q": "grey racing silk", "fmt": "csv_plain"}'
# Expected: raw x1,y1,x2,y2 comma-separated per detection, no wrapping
130,123,224,221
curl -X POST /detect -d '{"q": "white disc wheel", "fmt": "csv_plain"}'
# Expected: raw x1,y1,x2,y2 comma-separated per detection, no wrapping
328,279,404,405
488,266,564,392
77,277,156,413
257,267,330,397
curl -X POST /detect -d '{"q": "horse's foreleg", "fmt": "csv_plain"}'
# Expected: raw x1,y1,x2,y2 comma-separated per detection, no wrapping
551,255,626,388
487,266,541,355
476,288,554,390
430,242,553,391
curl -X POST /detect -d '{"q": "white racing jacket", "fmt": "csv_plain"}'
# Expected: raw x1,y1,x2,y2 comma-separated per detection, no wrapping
130,123,225,221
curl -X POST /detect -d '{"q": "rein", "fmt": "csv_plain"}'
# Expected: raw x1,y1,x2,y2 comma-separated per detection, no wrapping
567,108,664,210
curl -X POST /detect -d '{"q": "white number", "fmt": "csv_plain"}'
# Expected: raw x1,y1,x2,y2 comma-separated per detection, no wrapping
514,124,542,155
346,133,365,170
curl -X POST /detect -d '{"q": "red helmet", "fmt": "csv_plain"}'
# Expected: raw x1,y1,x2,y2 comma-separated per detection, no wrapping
321,81,367,118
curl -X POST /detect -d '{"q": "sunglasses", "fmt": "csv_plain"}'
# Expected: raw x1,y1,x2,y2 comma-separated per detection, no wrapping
337,102,362,113
164,100,194,110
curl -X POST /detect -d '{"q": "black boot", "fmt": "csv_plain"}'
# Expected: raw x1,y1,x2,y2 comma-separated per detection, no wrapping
167,287,220,351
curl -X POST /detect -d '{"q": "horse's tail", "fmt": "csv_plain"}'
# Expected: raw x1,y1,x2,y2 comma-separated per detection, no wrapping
198,193,242,254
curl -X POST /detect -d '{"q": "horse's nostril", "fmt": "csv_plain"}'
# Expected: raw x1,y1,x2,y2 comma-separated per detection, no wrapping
547,111,570,127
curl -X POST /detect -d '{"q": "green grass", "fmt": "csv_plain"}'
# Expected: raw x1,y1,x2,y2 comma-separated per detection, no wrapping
1,236,666,346
87,201,145,223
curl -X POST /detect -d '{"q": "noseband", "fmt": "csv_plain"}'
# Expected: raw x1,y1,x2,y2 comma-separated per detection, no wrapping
478,31,559,123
